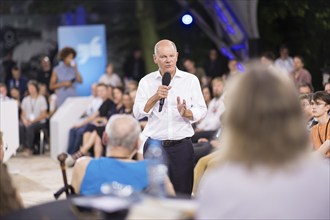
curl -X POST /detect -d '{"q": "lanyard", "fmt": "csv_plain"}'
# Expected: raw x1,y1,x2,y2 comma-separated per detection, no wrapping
30,97,38,114
317,118,330,144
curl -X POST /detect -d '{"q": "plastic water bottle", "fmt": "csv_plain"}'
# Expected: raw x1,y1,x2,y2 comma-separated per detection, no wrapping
144,139,168,198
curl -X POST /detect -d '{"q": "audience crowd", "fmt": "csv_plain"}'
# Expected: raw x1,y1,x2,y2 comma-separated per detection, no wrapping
0,42,329,219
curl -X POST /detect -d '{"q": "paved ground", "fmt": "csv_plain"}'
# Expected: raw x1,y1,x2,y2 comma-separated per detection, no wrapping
6,152,73,207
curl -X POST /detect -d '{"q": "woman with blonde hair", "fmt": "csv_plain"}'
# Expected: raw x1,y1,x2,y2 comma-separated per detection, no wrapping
197,64,329,219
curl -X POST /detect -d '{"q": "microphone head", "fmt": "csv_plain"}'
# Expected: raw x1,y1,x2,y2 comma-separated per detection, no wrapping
162,72,171,86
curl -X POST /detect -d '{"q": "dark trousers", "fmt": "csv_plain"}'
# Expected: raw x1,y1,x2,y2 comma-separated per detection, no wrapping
193,142,213,164
19,122,45,150
144,138,194,195
191,130,218,143
67,125,89,154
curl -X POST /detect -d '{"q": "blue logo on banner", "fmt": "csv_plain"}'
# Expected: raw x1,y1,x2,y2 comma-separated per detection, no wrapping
58,25,107,96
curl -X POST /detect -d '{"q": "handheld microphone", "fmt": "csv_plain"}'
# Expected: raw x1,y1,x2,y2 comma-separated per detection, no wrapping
159,72,171,112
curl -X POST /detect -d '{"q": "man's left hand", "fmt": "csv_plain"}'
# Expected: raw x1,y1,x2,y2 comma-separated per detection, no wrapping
177,96,187,116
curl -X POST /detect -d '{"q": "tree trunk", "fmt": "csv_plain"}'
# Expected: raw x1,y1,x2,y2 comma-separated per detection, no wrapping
136,0,159,74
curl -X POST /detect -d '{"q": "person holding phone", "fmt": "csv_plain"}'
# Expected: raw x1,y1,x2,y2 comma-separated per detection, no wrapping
50,47,83,108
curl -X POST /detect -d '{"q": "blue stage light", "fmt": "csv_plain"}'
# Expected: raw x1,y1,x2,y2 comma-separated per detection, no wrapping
237,62,245,72
182,14,193,25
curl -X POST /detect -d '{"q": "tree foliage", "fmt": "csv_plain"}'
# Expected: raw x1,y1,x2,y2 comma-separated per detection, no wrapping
258,0,330,89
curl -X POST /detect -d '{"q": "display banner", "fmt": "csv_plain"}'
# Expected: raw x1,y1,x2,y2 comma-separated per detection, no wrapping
58,25,107,96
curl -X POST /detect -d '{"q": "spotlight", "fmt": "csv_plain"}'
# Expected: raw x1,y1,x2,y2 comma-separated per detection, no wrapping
182,14,193,25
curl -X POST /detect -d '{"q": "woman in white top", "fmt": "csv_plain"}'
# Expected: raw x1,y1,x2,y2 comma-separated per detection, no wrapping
98,63,122,88
197,63,330,220
20,80,48,156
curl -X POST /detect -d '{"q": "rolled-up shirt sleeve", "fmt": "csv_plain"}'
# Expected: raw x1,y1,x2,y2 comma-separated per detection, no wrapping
133,78,153,120
189,77,207,123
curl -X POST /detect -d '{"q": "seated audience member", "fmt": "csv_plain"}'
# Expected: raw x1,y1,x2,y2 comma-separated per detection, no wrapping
38,83,50,113
197,64,330,219
201,86,212,107
324,82,330,94
69,87,125,157
299,94,316,130
113,87,124,113
70,87,123,160
71,114,175,196
66,83,116,165
183,58,207,86
129,89,137,102
107,84,114,100
122,92,133,114
128,88,148,129
0,131,23,218
9,87,21,116
193,77,225,142
274,45,294,74
83,83,103,117
7,66,28,98
224,59,242,80
20,80,48,156
125,80,138,93
98,63,122,88
290,55,312,85
298,82,313,95
10,87,21,102
37,56,53,92
67,83,103,154
0,83,10,101
310,91,330,157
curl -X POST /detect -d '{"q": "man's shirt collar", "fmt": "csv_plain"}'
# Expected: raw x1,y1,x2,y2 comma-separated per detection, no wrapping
154,68,183,80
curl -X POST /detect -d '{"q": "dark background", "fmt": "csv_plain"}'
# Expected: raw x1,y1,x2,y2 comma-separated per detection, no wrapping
1,0,329,90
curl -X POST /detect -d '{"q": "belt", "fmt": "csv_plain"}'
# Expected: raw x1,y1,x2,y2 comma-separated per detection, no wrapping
148,137,190,147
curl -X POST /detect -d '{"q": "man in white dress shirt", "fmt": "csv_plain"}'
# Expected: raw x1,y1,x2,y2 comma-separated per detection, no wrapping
133,39,207,195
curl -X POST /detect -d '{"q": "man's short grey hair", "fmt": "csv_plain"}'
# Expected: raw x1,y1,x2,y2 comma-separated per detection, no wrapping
154,40,177,55
105,114,141,151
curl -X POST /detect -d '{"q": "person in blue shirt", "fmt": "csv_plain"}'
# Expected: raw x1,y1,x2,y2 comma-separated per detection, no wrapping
71,114,175,196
